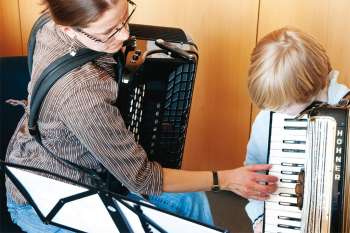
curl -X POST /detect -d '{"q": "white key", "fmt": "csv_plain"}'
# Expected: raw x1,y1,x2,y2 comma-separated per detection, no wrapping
265,210,301,232
272,113,307,121
268,157,305,166
272,187,299,196
269,165,303,174
272,114,307,126
270,141,307,150
271,128,307,136
265,201,301,213
264,223,301,233
265,216,301,228
270,135,306,143
269,172,299,188
272,119,308,128
269,194,298,204
269,150,306,159
265,208,301,219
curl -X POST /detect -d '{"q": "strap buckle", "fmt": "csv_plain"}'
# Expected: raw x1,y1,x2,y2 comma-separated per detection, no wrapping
28,116,40,136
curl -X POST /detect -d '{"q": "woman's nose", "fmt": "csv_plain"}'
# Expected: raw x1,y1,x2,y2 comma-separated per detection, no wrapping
115,25,130,41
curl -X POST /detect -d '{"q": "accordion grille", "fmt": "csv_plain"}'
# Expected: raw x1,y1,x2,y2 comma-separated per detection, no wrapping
302,117,336,233
125,62,197,169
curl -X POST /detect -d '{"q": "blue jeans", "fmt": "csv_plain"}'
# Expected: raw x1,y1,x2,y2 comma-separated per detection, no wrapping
7,191,213,232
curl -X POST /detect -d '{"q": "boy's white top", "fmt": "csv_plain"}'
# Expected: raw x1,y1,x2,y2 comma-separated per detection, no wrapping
244,70,349,228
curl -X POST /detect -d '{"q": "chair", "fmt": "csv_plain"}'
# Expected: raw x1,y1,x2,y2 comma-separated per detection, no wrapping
1,56,29,232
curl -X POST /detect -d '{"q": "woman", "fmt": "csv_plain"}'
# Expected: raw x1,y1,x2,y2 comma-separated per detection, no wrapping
6,0,278,232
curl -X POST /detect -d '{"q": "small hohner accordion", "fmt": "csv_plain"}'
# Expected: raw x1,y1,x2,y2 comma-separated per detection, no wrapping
264,106,350,233
117,24,198,169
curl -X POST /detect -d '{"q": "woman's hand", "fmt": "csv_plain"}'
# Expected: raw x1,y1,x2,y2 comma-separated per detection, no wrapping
162,164,277,199
219,164,278,201
254,220,263,233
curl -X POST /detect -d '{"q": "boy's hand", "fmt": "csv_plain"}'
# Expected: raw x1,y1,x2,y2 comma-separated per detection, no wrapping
254,220,263,233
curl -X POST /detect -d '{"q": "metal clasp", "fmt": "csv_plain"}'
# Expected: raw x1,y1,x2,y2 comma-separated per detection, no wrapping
337,98,350,107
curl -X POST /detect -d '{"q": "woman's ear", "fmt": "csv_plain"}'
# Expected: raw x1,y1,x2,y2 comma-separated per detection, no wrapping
57,25,77,38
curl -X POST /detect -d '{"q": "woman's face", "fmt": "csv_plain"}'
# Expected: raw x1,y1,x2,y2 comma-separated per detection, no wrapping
73,0,130,54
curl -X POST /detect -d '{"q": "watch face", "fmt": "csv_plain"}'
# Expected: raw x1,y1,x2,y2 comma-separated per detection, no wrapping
212,185,220,192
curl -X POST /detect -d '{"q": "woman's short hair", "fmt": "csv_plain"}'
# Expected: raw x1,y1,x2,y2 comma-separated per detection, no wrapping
41,0,118,28
247,25,332,111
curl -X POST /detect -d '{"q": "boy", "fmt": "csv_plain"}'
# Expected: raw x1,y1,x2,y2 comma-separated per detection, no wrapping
244,26,349,232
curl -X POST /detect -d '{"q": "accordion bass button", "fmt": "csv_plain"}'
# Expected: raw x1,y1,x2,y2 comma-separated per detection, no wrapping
132,54,139,60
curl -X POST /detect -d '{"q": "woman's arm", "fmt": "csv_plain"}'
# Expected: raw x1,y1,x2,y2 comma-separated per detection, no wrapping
162,164,277,201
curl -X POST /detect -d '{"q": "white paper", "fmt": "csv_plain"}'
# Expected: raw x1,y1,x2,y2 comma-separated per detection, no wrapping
8,166,226,233
138,204,223,233
8,167,119,233
114,199,145,233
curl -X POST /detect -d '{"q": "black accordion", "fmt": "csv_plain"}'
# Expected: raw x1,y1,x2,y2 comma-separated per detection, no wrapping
117,24,199,169
264,105,350,233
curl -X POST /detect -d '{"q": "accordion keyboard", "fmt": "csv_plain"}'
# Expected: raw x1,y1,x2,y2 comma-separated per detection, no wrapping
264,112,308,233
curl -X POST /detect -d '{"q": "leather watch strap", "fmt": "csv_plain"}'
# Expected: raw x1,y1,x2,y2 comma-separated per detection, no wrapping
211,170,220,192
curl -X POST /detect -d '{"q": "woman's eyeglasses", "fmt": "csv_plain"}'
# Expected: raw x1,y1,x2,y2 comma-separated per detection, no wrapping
76,0,136,44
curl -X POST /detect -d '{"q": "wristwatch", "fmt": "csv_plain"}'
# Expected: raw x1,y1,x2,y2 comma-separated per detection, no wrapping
211,170,220,192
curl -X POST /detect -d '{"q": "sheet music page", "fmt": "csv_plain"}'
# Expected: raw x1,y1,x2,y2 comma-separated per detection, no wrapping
8,166,227,233
133,201,225,233
114,199,145,232
8,167,119,233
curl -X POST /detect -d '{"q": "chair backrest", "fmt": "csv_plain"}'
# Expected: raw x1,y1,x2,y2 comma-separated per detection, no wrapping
0,56,29,233
0,56,30,159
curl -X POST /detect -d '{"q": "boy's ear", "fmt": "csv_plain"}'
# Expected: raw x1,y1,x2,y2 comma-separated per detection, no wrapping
57,25,77,38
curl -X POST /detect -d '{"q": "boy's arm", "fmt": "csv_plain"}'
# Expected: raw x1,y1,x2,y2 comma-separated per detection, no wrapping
245,200,265,228
244,110,271,226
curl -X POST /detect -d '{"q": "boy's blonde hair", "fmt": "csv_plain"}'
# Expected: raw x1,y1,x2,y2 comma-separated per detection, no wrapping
247,26,332,111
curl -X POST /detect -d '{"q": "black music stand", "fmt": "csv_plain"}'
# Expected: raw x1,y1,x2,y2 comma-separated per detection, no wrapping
1,161,229,233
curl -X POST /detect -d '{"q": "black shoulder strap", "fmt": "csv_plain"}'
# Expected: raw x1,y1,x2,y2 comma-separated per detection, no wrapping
28,49,105,134
27,12,52,76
